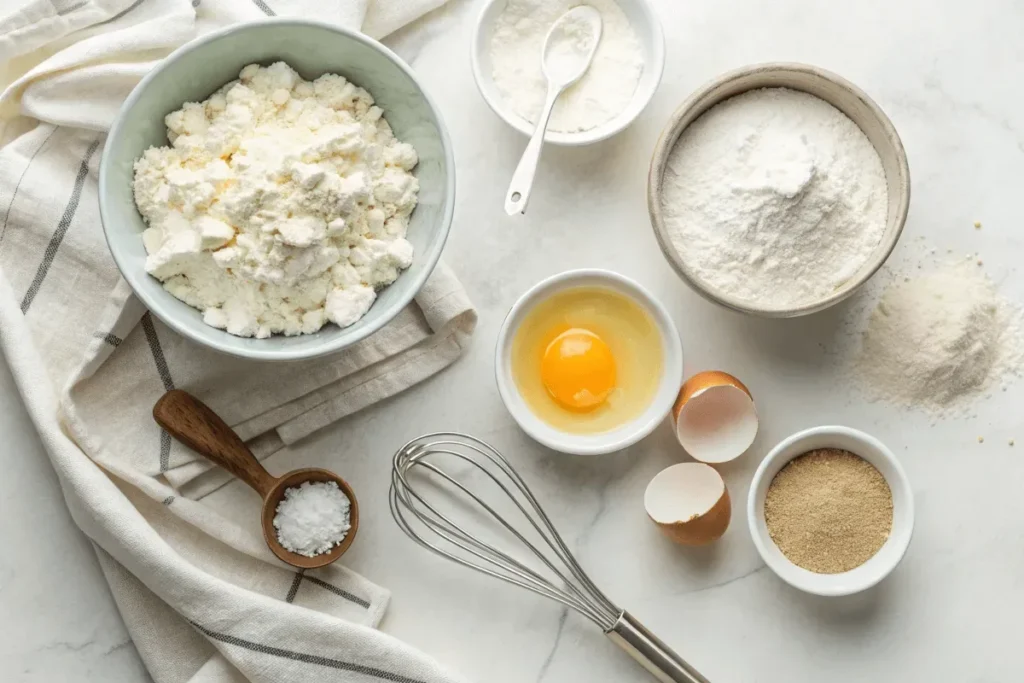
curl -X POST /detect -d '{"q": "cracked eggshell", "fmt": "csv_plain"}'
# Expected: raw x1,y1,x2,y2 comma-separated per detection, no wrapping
644,462,731,546
672,370,758,464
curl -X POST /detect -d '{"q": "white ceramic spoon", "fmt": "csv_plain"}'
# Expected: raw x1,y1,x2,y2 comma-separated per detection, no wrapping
504,6,603,216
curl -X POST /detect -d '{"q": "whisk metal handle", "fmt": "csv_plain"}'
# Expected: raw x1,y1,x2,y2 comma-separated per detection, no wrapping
606,612,710,683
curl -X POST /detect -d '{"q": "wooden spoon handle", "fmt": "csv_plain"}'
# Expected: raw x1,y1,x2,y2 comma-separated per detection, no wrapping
153,389,276,497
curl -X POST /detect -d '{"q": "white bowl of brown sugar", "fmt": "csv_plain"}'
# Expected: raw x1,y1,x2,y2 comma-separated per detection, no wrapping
747,426,914,597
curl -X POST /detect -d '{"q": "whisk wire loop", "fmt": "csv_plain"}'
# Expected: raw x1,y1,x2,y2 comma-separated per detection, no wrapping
392,458,605,619
389,432,711,683
391,490,600,618
397,454,607,615
447,436,618,617
390,433,619,629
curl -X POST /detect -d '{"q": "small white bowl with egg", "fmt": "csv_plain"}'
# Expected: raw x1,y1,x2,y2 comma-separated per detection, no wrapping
471,0,664,145
495,270,683,455
747,425,915,597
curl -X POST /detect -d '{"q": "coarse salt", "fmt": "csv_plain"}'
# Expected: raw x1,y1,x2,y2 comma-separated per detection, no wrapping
273,480,351,557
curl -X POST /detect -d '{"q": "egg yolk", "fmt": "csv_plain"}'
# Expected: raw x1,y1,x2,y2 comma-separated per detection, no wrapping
540,328,617,410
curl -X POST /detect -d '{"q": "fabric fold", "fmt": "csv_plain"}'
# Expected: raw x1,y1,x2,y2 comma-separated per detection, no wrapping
0,1,473,682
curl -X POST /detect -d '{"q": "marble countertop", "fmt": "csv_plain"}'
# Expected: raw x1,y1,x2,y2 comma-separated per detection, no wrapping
4,0,1024,681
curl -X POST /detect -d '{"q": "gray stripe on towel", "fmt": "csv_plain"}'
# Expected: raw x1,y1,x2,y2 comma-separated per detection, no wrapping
95,332,123,347
303,575,371,608
98,0,147,26
158,431,171,471
141,312,175,471
141,313,174,390
20,138,101,313
190,622,426,683
285,571,304,603
251,0,275,16
56,0,88,15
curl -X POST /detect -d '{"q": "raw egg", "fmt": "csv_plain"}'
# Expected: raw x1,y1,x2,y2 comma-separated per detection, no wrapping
541,328,617,410
511,287,662,434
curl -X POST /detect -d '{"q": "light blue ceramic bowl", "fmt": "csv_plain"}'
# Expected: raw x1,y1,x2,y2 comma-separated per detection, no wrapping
99,19,454,361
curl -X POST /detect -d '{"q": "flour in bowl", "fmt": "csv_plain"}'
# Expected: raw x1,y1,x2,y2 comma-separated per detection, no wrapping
660,88,888,309
133,62,419,338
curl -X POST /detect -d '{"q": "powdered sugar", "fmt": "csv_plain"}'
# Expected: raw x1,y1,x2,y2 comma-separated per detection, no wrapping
661,88,889,308
489,0,644,133
855,262,1023,414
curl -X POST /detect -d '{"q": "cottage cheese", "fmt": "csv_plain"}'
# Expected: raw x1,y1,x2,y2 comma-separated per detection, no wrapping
132,62,419,338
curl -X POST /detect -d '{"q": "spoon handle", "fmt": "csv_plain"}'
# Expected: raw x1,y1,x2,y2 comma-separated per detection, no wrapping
505,83,562,215
153,389,276,497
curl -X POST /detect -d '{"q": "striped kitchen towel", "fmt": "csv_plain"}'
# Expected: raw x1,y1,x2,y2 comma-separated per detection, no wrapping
0,1,473,683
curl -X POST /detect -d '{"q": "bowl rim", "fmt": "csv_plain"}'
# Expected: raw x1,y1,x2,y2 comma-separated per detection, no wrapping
469,0,666,146
746,425,915,597
494,268,684,455
99,17,455,361
646,61,911,318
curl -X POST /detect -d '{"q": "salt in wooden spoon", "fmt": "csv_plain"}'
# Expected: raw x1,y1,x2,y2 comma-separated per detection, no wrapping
153,389,359,569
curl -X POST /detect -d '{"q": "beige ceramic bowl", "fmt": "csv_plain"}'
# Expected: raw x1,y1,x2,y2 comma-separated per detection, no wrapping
647,63,911,318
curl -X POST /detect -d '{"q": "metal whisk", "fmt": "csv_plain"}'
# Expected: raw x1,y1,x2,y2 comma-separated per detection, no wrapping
389,433,710,683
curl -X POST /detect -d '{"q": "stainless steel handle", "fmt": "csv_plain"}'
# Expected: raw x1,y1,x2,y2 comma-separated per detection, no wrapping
605,612,710,683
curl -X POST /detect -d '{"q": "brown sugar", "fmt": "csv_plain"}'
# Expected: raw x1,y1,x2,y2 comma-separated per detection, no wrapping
764,448,893,574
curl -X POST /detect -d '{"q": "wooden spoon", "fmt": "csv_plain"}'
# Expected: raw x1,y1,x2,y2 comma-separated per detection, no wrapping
153,389,358,569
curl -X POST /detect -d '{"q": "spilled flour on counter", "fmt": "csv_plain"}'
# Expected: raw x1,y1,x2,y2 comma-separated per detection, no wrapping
855,262,1023,414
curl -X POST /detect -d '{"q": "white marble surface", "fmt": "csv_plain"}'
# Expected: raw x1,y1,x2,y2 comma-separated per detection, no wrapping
5,0,1024,681
0,351,151,682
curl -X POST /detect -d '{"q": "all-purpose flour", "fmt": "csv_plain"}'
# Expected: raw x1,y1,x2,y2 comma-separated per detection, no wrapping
133,62,419,338
489,0,644,133
661,88,889,308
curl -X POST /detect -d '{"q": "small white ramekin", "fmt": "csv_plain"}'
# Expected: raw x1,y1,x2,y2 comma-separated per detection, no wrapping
747,426,914,597
471,0,665,146
495,270,683,455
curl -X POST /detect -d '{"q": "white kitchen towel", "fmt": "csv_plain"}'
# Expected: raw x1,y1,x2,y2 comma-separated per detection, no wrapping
0,1,474,683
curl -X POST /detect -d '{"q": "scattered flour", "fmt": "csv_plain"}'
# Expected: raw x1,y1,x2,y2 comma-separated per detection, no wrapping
855,262,1023,413
273,480,352,557
661,88,889,309
133,62,419,338
489,0,644,133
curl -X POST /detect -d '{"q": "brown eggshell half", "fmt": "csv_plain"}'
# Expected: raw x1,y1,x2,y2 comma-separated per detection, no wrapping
644,462,731,546
672,370,758,464
672,370,753,422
